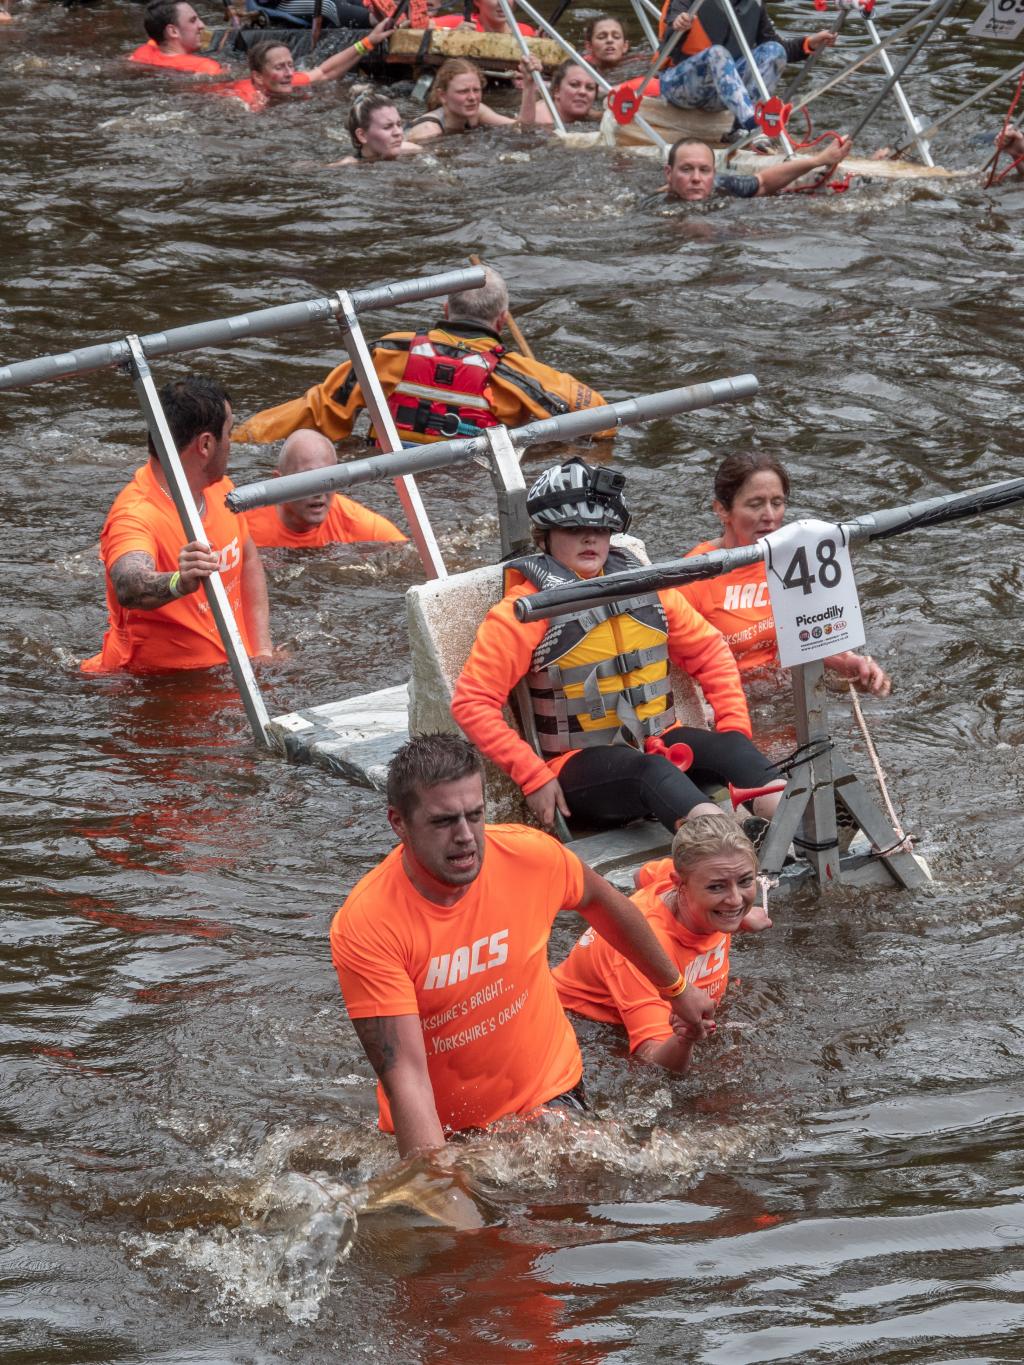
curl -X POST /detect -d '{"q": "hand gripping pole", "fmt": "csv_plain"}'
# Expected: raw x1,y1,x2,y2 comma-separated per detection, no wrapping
225,374,760,513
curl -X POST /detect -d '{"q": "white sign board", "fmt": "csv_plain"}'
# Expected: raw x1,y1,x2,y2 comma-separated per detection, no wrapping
969,0,1024,43
762,518,865,668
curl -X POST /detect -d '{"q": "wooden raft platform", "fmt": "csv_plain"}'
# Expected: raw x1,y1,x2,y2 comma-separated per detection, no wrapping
385,26,566,72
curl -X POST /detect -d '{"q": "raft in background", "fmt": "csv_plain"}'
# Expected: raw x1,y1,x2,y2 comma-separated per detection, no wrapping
199,22,566,76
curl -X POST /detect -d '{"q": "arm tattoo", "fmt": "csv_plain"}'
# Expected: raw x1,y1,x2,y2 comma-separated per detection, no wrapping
110,551,175,611
351,1016,402,1079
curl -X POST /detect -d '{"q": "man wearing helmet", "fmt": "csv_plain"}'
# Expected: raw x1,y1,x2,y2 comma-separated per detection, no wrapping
451,459,783,833
231,267,608,448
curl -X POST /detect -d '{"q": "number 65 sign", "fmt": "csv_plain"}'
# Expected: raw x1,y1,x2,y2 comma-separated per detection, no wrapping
762,519,865,668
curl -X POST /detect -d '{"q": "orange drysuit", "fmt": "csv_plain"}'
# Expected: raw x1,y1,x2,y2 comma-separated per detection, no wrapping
232,322,608,445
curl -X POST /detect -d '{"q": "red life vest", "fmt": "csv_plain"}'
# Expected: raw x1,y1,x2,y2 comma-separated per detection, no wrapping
387,334,503,444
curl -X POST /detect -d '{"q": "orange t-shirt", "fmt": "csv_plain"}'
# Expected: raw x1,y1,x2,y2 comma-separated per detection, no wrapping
244,493,406,549
678,540,779,673
552,862,731,1051
212,70,312,110
431,13,537,32
128,40,226,74
81,462,254,675
451,579,751,799
331,824,585,1135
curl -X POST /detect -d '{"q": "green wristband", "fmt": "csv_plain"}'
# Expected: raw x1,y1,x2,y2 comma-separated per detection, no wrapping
168,570,184,598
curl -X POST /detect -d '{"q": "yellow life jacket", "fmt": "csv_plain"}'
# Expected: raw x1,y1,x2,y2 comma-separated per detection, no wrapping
505,548,675,755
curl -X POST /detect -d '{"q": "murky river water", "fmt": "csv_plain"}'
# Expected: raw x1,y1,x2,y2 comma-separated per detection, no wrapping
2,0,1024,1358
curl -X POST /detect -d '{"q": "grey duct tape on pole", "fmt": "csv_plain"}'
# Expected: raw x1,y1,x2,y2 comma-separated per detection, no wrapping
495,0,566,133
512,476,1024,622
226,374,759,513
511,0,670,149
0,266,486,392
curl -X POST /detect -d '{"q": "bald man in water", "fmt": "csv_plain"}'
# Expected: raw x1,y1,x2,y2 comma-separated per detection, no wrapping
243,429,407,550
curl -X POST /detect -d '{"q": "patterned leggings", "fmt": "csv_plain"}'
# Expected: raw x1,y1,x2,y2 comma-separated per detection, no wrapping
660,41,787,127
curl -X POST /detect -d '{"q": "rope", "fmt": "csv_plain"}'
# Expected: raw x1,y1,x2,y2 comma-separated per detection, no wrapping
781,127,852,194
757,873,778,917
846,682,913,853
985,65,1024,188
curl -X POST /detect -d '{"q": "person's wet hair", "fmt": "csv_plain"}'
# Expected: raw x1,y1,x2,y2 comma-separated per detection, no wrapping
143,0,186,43
247,39,291,74
585,13,625,43
148,375,230,458
387,734,486,817
712,452,790,510
347,91,399,149
428,58,485,109
667,136,716,170
550,59,592,95
671,813,757,875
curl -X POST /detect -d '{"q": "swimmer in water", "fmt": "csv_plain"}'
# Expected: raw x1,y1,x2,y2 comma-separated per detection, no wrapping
328,91,423,164
554,815,770,1073
661,134,851,201
519,58,601,127
583,15,630,75
128,0,227,74
406,58,519,144
216,22,394,112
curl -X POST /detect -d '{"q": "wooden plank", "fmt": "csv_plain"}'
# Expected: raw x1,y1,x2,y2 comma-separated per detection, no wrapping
386,25,565,70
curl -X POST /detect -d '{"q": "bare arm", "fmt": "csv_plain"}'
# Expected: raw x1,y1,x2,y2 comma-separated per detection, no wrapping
350,1013,446,1157
572,862,715,1039
635,1035,695,1072
756,136,851,197
109,541,219,610
477,100,517,128
240,536,272,657
310,17,393,82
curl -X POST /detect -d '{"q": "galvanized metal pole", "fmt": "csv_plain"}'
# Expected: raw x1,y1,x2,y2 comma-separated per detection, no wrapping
847,0,956,149
788,661,840,885
629,0,660,53
496,0,567,132
226,374,760,511
783,3,848,103
333,289,447,580
124,336,272,747
0,267,486,393
863,13,933,165
891,59,1024,158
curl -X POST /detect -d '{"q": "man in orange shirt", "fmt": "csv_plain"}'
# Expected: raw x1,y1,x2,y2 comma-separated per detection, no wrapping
232,267,607,446
244,429,407,550
82,375,272,675
331,734,717,1160
128,0,227,75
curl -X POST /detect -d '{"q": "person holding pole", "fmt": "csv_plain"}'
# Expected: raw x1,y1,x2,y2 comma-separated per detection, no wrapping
519,58,601,127
331,733,717,1169
450,458,783,835
657,0,836,144
232,266,609,447
678,451,889,692
82,376,272,675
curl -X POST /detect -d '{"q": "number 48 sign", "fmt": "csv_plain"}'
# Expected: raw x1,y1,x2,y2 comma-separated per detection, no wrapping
762,519,865,668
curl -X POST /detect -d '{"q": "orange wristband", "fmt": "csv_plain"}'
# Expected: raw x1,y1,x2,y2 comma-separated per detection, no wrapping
802,35,814,54
657,972,687,1000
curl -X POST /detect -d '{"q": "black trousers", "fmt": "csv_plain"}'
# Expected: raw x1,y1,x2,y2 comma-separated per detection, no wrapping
557,727,777,832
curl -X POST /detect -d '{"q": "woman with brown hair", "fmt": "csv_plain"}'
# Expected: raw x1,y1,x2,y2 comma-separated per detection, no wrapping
406,58,518,143
680,451,890,693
